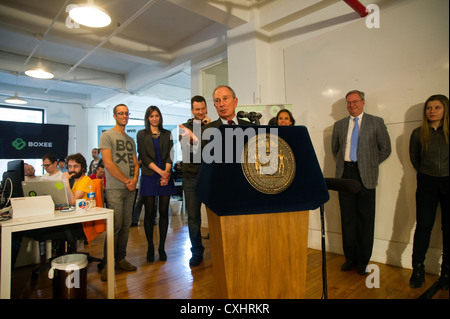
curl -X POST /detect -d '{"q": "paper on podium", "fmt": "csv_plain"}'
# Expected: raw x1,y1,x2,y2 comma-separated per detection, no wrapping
10,195,55,219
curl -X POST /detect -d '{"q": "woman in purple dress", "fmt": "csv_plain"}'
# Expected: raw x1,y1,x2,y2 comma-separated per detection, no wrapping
137,106,176,262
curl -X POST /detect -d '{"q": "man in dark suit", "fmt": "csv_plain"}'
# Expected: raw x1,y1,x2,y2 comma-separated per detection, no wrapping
207,85,253,127
331,90,391,275
179,85,253,144
179,95,209,267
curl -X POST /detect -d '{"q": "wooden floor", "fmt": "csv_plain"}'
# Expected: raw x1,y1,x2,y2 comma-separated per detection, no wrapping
11,211,449,300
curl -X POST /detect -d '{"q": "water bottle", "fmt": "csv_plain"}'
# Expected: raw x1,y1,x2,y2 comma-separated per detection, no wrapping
87,185,96,210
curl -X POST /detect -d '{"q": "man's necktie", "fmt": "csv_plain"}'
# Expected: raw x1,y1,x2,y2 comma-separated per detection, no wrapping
350,117,359,162
227,120,234,125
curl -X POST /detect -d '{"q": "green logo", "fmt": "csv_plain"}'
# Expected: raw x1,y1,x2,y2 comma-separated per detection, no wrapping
12,138,26,150
55,182,64,190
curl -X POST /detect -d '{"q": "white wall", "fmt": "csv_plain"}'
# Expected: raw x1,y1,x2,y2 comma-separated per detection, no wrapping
281,0,449,274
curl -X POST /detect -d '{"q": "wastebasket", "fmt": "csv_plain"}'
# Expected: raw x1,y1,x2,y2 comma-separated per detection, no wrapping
48,254,88,299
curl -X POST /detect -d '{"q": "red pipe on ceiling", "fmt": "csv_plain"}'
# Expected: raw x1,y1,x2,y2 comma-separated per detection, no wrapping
343,0,368,17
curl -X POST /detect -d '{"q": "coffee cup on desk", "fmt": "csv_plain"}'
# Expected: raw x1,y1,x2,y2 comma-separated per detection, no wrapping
75,199,91,212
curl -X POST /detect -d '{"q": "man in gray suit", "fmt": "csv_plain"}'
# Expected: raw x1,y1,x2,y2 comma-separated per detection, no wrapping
331,90,391,275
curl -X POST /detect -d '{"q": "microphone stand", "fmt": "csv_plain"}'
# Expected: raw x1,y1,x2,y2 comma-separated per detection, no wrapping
320,204,328,299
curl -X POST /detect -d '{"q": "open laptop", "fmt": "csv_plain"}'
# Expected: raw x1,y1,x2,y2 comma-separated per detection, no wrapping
22,180,69,207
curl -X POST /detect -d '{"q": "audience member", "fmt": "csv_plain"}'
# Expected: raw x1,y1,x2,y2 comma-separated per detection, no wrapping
99,104,139,280
276,109,295,126
89,163,106,187
62,153,93,205
24,163,40,181
331,90,391,275
409,94,449,289
88,148,102,175
137,105,176,262
41,153,63,180
58,158,68,173
179,95,209,266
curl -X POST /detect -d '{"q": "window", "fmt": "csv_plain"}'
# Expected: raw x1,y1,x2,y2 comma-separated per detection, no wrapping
0,105,44,124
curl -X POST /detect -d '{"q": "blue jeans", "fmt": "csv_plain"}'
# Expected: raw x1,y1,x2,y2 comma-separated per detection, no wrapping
104,188,135,262
183,178,204,257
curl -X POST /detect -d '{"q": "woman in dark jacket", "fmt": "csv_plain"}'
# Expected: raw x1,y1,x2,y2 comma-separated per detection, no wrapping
409,94,449,289
137,106,176,262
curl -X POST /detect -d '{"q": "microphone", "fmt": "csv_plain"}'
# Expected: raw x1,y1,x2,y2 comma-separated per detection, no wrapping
324,178,361,194
237,111,248,118
248,112,262,121
237,111,262,124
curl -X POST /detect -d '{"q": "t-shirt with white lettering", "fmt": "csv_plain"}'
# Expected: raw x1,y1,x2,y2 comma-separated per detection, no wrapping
99,128,136,190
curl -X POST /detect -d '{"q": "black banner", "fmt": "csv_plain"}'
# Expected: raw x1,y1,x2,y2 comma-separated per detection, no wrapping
0,120,69,159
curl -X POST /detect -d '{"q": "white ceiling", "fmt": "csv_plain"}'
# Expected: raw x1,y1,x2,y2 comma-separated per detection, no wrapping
0,0,380,114
0,0,256,112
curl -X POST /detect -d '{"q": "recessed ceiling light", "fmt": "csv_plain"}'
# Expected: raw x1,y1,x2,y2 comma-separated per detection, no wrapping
69,4,112,28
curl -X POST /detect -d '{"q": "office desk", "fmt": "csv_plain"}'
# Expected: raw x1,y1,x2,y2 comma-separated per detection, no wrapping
0,208,114,299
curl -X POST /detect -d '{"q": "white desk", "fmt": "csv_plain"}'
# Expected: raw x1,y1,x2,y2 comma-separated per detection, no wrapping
0,208,114,299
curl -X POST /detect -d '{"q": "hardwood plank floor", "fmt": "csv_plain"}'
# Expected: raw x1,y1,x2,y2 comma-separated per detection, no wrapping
11,211,449,300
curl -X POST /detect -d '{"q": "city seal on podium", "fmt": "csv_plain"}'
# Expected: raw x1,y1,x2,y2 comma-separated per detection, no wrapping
241,133,296,194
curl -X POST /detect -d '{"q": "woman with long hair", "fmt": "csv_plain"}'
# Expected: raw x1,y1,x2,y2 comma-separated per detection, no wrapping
276,109,295,126
409,94,449,289
137,106,176,262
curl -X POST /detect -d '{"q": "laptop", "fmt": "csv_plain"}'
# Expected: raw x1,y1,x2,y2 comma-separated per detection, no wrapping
21,180,69,207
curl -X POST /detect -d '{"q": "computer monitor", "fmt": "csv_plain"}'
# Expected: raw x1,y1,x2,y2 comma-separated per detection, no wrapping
1,160,24,207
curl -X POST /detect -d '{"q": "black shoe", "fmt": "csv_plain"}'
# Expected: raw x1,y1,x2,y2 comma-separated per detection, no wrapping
159,249,167,261
189,255,203,267
341,260,355,272
357,265,368,276
147,249,155,262
410,263,425,288
439,264,449,290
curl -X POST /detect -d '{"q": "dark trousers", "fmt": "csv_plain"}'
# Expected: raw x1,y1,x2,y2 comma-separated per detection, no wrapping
183,177,204,257
412,173,449,267
338,163,376,267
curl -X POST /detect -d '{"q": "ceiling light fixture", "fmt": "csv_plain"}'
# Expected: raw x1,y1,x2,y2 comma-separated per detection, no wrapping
5,92,28,105
69,1,112,28
25,61,55,79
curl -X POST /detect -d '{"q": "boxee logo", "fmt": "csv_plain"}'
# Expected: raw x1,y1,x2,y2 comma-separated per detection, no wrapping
11,137,54,151
12,138,26,150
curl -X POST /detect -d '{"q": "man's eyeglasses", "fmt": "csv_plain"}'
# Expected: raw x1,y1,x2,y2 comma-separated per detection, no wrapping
346,100,362,105
42,164,52,168
116,112,130,117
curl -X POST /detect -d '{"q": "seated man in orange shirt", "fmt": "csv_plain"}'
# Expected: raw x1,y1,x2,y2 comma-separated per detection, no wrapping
62,153,104,244
62,153,93,205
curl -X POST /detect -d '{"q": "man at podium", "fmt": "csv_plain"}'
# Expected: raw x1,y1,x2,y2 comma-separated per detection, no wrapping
207,85,254,127
179,86,253,267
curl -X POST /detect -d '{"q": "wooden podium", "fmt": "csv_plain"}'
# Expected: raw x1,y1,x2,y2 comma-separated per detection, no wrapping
207,208,309,299
195,125,329,299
